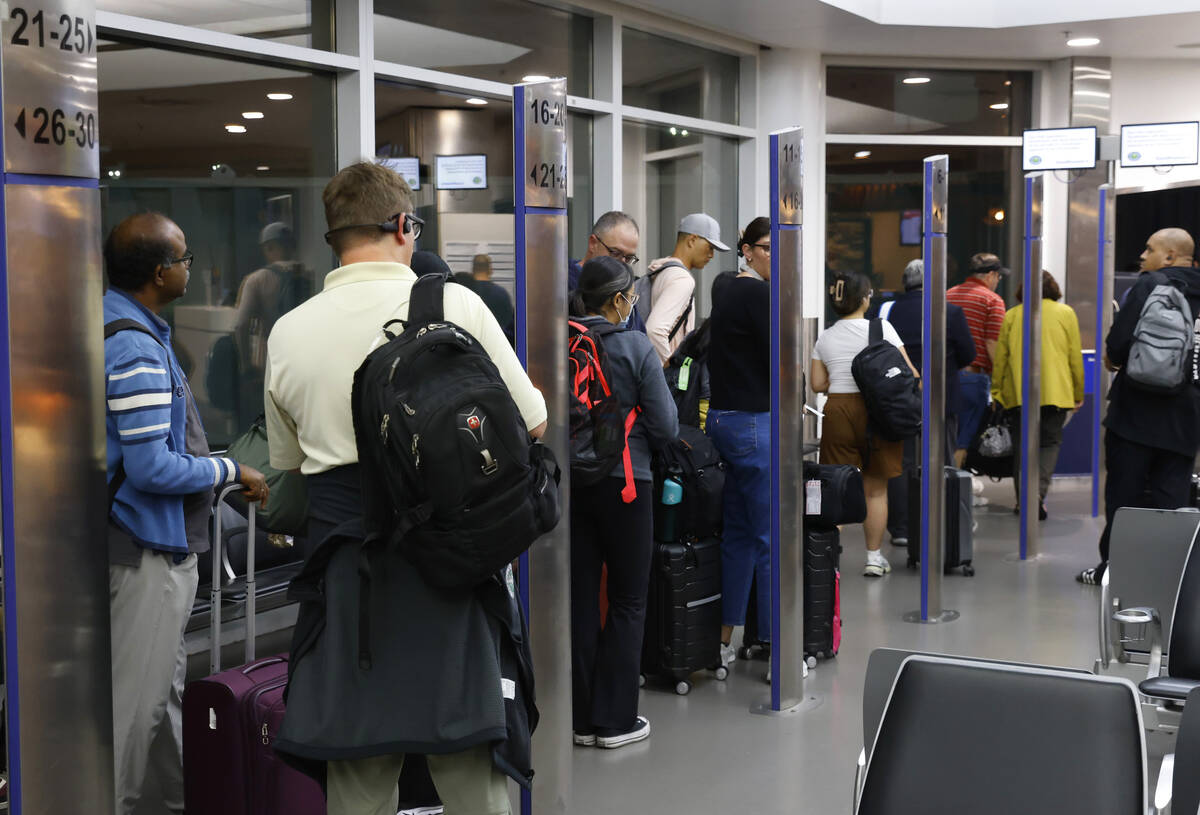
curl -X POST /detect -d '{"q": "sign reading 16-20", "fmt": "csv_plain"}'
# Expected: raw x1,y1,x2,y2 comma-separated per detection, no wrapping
522,78,567,209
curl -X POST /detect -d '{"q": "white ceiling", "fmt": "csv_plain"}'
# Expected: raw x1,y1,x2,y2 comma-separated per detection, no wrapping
823,0,1200,29
633,0,1200,60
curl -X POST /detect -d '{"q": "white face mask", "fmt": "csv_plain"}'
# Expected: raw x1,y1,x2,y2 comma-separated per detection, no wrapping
616,294,634,326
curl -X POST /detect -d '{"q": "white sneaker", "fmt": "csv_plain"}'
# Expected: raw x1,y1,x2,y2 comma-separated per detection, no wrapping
973,495,990,507
596,716,650,749
720,643,737,666
972,476,985,496
864,551,891,577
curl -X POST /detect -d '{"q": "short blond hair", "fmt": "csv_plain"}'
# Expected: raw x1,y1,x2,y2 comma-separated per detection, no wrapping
323,162,414,255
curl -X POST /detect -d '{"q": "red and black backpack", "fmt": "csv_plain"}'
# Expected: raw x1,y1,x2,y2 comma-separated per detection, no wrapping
568,319,639,502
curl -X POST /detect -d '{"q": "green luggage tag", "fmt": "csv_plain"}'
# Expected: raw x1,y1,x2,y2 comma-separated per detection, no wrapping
677,357,692,390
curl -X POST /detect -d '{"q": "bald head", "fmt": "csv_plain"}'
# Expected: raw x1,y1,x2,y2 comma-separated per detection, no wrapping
1140,228,1195,272
104,212,186,293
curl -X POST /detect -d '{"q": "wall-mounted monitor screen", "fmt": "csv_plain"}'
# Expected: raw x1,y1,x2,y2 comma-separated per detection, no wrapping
1120,121,1200,168
1022,126,1097,171
435,154,488,190
899,209,921,246
380,157,420,190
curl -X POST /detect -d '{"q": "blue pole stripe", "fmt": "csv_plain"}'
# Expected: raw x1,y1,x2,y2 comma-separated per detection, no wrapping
1020,176,1037,560
1092,189,1107,518
919,161,933,620
3,173,98,188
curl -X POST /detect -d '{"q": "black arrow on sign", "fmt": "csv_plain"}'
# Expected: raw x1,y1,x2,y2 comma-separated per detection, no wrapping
15,109,25,139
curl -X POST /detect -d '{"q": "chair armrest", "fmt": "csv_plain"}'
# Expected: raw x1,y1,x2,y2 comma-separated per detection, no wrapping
1152,751,1173,814
1113,606,1164,681
853,747,866,813
1100,569,1115,668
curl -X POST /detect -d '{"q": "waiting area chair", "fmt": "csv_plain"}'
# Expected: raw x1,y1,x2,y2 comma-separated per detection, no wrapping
1112,514,1200,717
856,654,1147,815
1150,687,1200,815
1098,508,1200,677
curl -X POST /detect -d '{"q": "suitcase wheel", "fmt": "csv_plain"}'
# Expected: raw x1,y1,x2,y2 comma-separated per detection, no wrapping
639,673,646,688
737,646,753,660
807,655,818,669
714,666,729,681
675,680,692,696
906,557,917,570
961,563,976,577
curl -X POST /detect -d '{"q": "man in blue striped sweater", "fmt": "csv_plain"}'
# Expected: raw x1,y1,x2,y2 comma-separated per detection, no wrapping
103,212,268,815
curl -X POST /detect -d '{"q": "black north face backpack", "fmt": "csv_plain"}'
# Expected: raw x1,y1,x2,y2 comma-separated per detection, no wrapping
351,273,561,590
850,319,922,442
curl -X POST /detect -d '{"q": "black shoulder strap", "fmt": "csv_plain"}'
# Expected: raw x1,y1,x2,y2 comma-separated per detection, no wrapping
103,318,166,515
668,299,694,343
869,318,883,345
408,273,446,326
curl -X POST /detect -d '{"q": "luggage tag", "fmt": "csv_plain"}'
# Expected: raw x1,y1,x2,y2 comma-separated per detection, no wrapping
805,479,822,515
678,357,692,391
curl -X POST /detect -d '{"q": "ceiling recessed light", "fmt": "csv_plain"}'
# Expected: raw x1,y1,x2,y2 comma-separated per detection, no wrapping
1067,36,1100,47
465,97,488,106
903,76,931,85
522,74,551,83
989,103,1010,110
854,150,872,159
256,165,270,171
681,129,689,136
225,124,247,133
242,111,264,120
267,92,293,101
669,127,678,135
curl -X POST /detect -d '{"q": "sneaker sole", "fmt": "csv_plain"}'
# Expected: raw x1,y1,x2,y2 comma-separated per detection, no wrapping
573,733,597,746
597,724,650,749
863,564,891,577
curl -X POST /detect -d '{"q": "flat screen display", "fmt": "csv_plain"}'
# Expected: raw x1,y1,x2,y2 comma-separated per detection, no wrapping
1022,127,1097,171
380,157,420,190
899,209,921,246
1120,122,1200,168
435,154,488,190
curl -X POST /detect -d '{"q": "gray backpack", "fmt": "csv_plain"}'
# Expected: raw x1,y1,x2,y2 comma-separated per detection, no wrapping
634,261,691,341
1126,275,1195,394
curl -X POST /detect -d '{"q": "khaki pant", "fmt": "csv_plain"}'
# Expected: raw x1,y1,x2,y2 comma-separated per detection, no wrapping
327,745,511,815
110,550,198,815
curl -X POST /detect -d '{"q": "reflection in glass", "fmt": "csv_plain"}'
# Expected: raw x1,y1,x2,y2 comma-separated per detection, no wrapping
622,28,740,124
96,0,333,50
99,41,336,447
622,121,738,320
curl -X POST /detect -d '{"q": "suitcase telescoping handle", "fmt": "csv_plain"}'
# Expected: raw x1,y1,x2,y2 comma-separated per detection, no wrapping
210,483,258,676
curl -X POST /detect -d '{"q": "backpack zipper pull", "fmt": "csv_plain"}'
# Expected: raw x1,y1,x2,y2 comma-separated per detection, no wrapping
261,723,269,745
411,434,421,468
380,413,390,442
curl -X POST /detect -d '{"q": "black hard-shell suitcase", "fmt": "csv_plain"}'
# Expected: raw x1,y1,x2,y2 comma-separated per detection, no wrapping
906,466,975,576
641,536,727,695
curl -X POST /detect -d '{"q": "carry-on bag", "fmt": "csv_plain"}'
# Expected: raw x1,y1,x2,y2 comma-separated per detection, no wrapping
641,536,727,695
906,466,975,576
803,461,867,527
183,485,325,815
652,425,726,543
964,403,1014,480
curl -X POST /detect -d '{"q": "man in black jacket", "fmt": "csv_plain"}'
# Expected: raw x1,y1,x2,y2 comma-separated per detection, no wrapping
868,259,976,546
1080,228,1200,584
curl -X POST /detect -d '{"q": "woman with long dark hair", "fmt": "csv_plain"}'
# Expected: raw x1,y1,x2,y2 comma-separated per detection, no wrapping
569,256,678,749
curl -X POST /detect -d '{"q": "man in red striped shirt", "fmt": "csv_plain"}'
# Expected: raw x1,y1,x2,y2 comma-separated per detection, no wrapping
946,253,1009,466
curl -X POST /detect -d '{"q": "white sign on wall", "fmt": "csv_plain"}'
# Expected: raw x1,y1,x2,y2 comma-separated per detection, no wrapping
1022,127,1097,171
1120,122,1200,168
435,154,488,190
380,157,420,189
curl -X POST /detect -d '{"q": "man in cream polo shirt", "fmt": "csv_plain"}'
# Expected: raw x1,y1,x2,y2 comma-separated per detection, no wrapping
264,161,546,815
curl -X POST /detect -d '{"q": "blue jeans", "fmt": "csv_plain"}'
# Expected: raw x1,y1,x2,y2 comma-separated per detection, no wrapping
955,371,992,450
706,409,771,640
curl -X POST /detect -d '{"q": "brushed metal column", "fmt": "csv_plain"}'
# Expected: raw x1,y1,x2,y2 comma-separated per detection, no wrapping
1020,174,1045,560
1092,184,1115,518
753,127,811,715
0,1,113,812
905,156,957,625
513,78,570,815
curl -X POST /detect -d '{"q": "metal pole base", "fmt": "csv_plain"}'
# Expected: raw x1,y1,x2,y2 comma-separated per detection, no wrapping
1003,552,1051,564
750,693,823,717
902,609,960,624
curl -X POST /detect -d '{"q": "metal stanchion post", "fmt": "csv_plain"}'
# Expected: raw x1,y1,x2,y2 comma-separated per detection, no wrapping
1020,173,1045,560
513,78,570,815
1092,184,1115,519
905,155,958,624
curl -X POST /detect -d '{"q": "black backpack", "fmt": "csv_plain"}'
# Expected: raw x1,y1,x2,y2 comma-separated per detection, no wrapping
850,319,921,442
664,320,711,428
568,319,639,500
652,424,726,542
351,274,561,590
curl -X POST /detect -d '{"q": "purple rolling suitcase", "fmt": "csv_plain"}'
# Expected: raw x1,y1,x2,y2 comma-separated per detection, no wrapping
183,485,325,815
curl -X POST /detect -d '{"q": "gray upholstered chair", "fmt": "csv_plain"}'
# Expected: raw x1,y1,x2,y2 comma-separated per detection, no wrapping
856,655,1146,815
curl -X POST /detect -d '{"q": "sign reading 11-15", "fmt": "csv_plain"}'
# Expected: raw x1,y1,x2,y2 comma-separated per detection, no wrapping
523,79,567,210
2,0,99,179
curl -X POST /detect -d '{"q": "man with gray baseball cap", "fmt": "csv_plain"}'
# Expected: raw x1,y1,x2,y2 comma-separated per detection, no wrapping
641,213,730,363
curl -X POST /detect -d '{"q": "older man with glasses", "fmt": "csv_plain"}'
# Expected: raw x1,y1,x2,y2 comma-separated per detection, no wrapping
569,211,644,329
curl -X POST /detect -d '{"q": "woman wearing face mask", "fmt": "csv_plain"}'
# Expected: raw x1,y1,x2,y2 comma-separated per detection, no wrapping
706,217,774,672
569,255,678,749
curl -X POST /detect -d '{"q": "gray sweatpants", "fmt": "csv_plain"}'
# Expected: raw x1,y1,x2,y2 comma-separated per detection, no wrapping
110,550,198,815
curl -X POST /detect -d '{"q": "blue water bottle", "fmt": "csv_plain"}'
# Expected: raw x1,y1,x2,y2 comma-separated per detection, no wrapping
660,477,683,542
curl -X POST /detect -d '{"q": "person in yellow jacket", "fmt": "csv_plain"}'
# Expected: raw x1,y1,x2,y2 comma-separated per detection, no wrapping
991,270,1085,519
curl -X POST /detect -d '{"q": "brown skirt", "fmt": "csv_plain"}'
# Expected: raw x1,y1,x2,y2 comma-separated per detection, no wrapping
819,392,904,480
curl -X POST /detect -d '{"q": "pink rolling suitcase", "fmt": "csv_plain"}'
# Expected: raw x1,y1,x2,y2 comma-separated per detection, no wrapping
182,485,324,815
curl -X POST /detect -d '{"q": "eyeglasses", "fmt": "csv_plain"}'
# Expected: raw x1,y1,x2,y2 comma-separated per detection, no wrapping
751,242,771,252
324,212,424,244
165,251,194,269
619,291,640,308
593,233,639,266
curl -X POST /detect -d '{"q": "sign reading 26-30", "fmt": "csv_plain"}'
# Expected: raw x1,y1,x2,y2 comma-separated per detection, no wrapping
523,78,567,210
2,0,98,179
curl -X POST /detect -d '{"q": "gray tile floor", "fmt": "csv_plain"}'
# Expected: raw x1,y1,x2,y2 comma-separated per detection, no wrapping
568,476,1159,815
